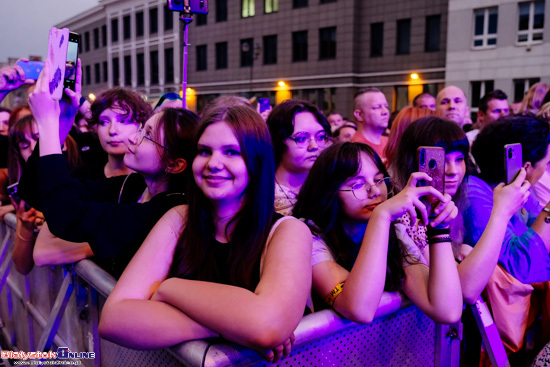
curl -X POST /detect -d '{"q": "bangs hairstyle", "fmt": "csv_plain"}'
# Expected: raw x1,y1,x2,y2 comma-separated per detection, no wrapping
8,115,36,183
390,116,469,191
266,99,331,167
169,105,276,290
153,108,199,191
293,142,404,292
88,88,152,127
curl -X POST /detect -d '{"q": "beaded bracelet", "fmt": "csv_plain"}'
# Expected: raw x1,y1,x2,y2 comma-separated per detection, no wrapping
543,207,550,223
325,282,345,307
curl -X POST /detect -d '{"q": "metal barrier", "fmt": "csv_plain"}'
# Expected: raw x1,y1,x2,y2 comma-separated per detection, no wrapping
0,213,460,366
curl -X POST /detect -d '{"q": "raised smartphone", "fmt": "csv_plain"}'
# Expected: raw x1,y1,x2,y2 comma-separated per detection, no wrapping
259,98,270,113
16,60,44,80
64,32,80,92
47,27,69,99
504,143,522,184
167,0,209,14
417,146,445,219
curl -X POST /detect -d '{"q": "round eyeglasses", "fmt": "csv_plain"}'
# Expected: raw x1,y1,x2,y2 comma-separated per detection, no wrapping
136,125,171,152
339,177,391,200
287,132,330,148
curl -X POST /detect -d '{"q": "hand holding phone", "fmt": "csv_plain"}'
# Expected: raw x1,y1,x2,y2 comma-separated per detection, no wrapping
417,146,445,219
16,60,44,81
504,143,522,185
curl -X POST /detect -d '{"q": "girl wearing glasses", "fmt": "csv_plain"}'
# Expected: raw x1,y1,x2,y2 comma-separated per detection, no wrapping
266,100,331,215
22,60,196,277
100,105,312,362
293,142,464,323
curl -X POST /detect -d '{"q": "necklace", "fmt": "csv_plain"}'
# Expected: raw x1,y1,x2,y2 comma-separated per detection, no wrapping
275,178,296,210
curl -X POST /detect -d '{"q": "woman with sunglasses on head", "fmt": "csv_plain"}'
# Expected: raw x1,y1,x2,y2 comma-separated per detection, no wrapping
21,60,196,277
100,105,311,362
266,100,331,215
293,142,463,324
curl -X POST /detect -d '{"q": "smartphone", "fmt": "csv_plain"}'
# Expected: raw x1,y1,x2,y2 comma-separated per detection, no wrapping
16,60,44,80
417,146,445,219
259,98,270,113
47,27,70,99
167,0,209,14
7,182,31,211
504,143,522,185
64,32,80,92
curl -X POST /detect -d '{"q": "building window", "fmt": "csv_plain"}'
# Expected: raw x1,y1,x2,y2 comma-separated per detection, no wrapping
320,0,336,3
513,77,540,102
137,53,145,86
265,0,278,13
112,57,119,86
196,13,207,25
242,0,255,18
196,45,207,71
240,38,253,67
263,35,277,64
94,63,100,83
396,19,411,55
111,18,119,42
518,1,544,43
370,22,383,57
471,80,494,108
102,25,107,47
78,40,82,54
150,8,158,34
292,31,308,62
293,0,308,8
165,48,174,83
124,55,132,86
473,8,498,47
216,0,228,22
425,15,441,52
123,15,131,40
215,42,228,69
164,4,174,31
84,32,90,52
150,51,159,85
93,28,99,49
85,65,91,85
102,61,108,82
136,11,144,37
319,27,336,60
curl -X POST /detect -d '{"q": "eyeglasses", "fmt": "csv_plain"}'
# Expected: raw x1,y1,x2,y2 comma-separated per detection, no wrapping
136,124,171,152
287,132,330,148
339,177,391,200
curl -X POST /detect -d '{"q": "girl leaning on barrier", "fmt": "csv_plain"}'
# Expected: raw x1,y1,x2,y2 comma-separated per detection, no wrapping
100,105,312,363
293,141,463,324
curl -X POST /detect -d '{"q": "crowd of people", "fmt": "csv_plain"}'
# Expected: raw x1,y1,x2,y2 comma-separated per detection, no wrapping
0,57,549,364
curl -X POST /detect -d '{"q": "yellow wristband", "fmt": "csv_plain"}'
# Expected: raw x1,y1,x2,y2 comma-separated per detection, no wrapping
324,282,345,307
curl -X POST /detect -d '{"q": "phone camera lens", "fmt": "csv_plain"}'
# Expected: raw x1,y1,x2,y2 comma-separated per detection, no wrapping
429,159,437,170
508,148,513,159
419,150,425,166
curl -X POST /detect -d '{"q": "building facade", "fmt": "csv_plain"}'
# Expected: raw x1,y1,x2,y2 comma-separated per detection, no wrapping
187,0,448,115
446,0,549,113
55,0,450,114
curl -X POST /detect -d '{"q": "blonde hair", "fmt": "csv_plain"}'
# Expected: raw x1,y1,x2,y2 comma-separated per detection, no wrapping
518,82,550,113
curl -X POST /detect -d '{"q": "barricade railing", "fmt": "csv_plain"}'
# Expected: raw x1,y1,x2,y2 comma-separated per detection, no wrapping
0,213,460,366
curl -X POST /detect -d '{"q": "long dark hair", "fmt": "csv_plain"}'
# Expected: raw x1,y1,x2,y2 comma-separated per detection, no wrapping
293,142,404,292
169,106,275,290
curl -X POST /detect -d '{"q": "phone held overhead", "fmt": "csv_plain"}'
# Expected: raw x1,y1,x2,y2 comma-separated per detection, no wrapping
47,27,80,100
